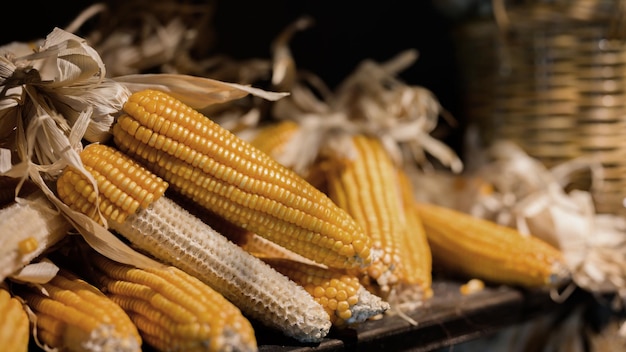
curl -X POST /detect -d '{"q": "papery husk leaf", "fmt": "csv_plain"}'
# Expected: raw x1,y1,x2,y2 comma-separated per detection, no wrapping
22,27,105,86
10,258,59,284
113,73,288,109
49,81,131,142
270,16,314,90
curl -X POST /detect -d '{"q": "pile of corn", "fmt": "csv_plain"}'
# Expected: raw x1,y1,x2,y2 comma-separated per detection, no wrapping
0,8,573,350
0,87,572,352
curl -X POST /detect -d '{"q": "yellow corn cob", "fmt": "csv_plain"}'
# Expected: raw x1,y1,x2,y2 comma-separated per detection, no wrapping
325,134,405,297
111,89,371,270
0,287,29,352
0,190,72,282
248,120,300,161
396,169,432,299
414,202,571,288
14,266,142,352
260,257,390,327
56,143,332,343
88,250,257,352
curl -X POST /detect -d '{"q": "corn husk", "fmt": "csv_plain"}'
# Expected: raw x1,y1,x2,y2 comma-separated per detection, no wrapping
235,17,462,177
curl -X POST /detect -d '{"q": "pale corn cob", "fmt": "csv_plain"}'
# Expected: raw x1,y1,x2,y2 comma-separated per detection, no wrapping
0,287,29,352
88,250,258,352
260,257,390,327
56,143,332,343
414,202,571,288
0,190,72,282
111,89,371,269
325,134,405,297
13,266,142,352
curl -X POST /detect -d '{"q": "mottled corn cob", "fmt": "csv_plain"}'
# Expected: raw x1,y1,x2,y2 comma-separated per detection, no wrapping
14,266,142,352
112,89,371,269
261,257,390,327
414,202,570,288
88,251,258,352
0,287,29,352
326,134,405,296
0,190,72,282
56,143,332,343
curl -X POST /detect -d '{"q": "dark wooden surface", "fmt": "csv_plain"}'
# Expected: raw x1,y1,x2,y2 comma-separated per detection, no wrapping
254,280,581,352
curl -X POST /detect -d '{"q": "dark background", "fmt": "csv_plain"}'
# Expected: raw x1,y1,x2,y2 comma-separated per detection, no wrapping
0,0,478,155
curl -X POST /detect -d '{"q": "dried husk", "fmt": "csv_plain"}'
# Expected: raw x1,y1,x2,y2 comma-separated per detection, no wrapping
251,18,463,176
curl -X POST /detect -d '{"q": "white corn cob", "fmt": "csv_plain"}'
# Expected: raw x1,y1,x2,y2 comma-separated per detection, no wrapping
0,190,72,281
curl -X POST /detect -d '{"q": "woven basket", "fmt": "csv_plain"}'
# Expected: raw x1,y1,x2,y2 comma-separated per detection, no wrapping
455,0,626,214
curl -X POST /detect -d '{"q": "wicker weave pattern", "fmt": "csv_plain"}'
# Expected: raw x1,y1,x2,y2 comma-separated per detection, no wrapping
456,0,626,214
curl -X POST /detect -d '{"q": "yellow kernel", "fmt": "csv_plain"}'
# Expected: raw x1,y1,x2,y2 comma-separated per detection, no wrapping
18,237,39,255
335,290,348,302
327,299,338,311
312,286,325,298
338,309,352,321
336,301,350,313
460,279,485,295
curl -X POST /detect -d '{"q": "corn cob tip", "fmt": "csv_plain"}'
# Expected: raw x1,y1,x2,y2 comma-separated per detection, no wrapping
66,324,141,352
549,261,571,287
344,287,390,326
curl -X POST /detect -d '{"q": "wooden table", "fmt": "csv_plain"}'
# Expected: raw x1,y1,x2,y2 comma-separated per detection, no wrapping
256,279,583,352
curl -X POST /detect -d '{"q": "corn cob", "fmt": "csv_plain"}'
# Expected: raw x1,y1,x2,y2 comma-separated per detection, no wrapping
247,120,299,161
396,169,432,298
246,120,328,190
260,257,390,327
0,190,72,282
325,134,405,297
13,266,142,352
56,143,332,343
0,287,29,352
111,89,371,270
87,250,258,352
414,201,571,288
